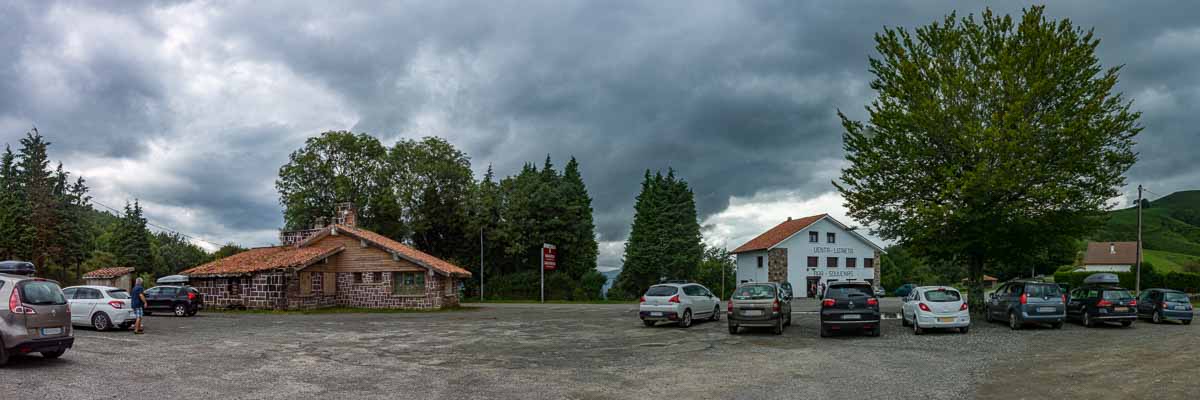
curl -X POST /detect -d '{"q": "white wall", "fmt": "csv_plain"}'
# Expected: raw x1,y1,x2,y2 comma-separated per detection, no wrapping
735,250,768,283
777,218,880,298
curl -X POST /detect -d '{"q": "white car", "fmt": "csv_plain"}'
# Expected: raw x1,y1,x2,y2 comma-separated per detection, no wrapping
900,286,970,334
62,285,137,331
639,282,721,328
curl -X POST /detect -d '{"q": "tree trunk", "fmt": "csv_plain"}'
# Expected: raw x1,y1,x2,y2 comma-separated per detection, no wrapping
968,256,986,315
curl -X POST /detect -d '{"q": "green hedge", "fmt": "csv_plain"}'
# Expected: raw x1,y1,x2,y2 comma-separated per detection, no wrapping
1053,263,1200,293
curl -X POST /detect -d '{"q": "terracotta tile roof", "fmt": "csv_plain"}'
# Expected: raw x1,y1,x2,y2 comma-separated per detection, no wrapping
83,267,134,279
330,224,472,278
181,245,345,277
1083,242,1138,265
732,214,827,254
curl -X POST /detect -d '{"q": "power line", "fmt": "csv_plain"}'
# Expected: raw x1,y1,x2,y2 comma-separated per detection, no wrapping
90,199,233,249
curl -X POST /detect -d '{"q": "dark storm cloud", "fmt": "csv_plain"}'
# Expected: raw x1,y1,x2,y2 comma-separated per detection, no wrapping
0,1,1198,254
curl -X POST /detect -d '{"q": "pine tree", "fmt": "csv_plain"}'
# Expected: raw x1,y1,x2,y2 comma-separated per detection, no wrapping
0,146,31,260
559,157,598,292
16,130,58,270
115,200,154,275
613,169,703,298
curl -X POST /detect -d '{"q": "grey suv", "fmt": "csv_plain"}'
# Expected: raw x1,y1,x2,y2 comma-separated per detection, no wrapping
984,280,1066,330
1,261,74,366
727,282,792,335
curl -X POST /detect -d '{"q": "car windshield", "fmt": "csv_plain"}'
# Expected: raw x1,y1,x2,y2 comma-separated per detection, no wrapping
1026,284,1061,297
107,289,130,299
1164,292,1189,303
733,285,775,300
924,289,961,302
1103,290,1133,300
644,286,678,297
827,285,872,298
20,281,67,305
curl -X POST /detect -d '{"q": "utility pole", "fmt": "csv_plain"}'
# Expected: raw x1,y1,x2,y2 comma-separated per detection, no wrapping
475,225,480,300
1136,184,1143,296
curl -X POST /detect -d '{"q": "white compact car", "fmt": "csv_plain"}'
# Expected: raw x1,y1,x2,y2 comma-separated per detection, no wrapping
639,282,721,328
62,285,136,331
901,286,970,334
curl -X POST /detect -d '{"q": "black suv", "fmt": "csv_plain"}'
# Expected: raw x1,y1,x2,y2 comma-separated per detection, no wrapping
143,285,203,317
819,281,881,337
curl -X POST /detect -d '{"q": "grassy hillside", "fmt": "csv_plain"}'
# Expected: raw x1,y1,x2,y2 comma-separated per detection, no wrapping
1090,190,1200,272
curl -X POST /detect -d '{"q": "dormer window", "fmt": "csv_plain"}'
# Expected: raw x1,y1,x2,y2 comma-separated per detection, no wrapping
809,232,819,243
827,232,836,244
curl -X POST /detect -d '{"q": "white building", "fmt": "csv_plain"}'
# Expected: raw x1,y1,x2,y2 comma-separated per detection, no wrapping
1074,241,1137,273
733,214,884,298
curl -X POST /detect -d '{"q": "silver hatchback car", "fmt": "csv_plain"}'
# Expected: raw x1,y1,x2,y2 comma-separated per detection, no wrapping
639,283,722,328
1,261,74,366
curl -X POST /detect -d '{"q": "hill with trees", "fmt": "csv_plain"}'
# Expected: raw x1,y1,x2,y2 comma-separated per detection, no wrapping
1090,190,1200,272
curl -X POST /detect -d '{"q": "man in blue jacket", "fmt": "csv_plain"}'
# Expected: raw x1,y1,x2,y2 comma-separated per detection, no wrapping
131,277,146,334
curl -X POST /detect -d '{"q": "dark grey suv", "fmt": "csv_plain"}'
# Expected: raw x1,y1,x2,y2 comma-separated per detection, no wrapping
984,280,1066,330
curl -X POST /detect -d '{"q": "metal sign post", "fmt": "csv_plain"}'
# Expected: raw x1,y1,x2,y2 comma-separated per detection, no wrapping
541,244,556,303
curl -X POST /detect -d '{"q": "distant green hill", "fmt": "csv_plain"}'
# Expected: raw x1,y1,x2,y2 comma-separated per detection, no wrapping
1090,190,1200,272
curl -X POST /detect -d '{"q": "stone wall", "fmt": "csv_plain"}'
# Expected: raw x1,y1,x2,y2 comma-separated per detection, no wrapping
768,248,788,283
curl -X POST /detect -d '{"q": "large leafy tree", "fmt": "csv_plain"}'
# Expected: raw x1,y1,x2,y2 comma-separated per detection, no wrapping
276,131,390,231
835,7,1141,307
388,137,475,261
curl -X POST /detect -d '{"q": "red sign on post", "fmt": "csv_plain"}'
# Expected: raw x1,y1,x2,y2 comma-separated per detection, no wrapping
542,244,557,271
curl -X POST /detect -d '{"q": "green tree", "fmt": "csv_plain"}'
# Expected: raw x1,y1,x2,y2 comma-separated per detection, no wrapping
0,145,32,260
558,157,599,286
276,131,390,231
16,130,59,270
152,232,211,275
695,245,736,298
114,200,155,275
213,243,247,260
835,7,1141,308
613,169,703,298
388,137,475,261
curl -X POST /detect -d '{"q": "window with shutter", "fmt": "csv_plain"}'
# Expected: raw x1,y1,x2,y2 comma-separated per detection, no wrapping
299,272,312,296
323,272,336,295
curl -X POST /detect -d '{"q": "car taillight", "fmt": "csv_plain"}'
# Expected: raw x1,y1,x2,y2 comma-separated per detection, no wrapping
918,303,931,312
1062,294,1067,304
639,296,646,303
1019,293,1028,305
867,298,878,306
1096,299,1112,307
188,292,196,301
960,302,969,311
772,299,781,312
822,298,835,307
668,295,680,304
727,300,733,313
8,288,35,315
1161,302,1169,309
109,301,124,309
1128,299,1136,307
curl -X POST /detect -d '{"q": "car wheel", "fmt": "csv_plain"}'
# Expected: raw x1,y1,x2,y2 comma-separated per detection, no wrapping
679,310,692,328
41,349,65,359
174,304,189,317
819,324,830,338
0,342,8,366
1052,322,1063,329
871,325,881,337
1153,311,1162,324
913,319,923,335
785,313,792,327
1082,311,1093,328
1009,312,1021,330
960,326,969,334
710,306,720,322
1121,320,1133,327
1183,319,1192,325
984,307,993,323
728,323,738,334
643,320,656,327
92,312,112,331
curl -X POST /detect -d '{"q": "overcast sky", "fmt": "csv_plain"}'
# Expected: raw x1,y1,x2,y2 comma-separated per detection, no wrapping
2,1,1198,270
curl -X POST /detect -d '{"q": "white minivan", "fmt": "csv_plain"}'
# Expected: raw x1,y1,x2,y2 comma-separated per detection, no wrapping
62,285,136,331
639,282,721,328
901,286,970,334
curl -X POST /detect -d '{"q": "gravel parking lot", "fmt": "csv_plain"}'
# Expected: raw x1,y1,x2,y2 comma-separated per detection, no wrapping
2,299,1196,399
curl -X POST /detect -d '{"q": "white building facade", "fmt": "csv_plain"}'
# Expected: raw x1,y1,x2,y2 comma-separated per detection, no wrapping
733,214,884,298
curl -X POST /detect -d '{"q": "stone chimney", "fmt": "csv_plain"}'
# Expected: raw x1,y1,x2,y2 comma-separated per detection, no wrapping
1109,243,1116,255
336,203,358,227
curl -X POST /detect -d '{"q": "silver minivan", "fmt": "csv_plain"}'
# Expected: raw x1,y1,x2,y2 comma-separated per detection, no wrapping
1,261,74,366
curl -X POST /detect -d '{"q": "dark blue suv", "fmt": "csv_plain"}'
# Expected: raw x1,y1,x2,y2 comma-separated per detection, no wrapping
984,280,1066,330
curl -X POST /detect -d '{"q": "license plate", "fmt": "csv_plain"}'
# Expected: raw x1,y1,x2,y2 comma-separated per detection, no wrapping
650,312,662,317
1176,306,1188,311
1037,307,1055,313
41,327,63,336
1114,307,1128,312
842,314,861,320
743,310,763,317
939,317,955,323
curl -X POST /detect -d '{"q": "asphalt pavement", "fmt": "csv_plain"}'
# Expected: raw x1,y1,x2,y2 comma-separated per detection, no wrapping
1,299,1196,399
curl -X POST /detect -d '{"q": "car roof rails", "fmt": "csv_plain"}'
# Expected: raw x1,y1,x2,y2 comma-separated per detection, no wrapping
0,260,36,276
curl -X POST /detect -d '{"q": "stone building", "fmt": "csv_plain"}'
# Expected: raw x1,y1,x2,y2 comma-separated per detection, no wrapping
82,267,135,291
733,214,884,298
180,209,471,310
